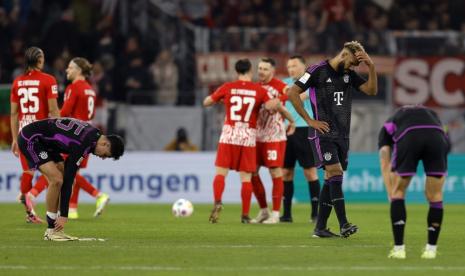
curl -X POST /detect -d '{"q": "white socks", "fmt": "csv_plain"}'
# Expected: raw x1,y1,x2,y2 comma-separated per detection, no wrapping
46,212,57,219
425,244,437,251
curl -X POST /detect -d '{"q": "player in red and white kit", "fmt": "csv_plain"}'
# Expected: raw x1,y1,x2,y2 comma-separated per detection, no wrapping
203,59,295,223
10,47,60,223
28,57,110,219
250,58,294,224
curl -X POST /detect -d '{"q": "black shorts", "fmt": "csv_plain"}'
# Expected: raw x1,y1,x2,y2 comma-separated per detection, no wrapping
283,127,318,169
392,129,448,176
17,131,63,170
310,137,349,170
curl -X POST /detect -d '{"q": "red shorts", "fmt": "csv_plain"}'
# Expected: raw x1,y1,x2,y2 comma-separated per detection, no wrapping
215,143,257,173
62,154,90,168
256,141,286,168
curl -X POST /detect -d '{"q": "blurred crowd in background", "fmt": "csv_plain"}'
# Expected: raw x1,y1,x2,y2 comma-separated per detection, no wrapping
0,0,464,106
201,0,465,54
1,0,465,151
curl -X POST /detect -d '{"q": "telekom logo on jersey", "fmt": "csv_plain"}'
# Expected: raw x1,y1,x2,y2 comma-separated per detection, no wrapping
334,91,344,105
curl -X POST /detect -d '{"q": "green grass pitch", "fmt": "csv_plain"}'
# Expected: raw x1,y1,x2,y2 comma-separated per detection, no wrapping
0,203,464,275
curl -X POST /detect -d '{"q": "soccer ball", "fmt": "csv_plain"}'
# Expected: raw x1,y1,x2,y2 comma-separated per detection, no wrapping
172,199,194,218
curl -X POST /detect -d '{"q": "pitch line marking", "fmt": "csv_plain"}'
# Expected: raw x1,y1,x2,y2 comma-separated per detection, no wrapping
0,244,384,249
1,265,465,271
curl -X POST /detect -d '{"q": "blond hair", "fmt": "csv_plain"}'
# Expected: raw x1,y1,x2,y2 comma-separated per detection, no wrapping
71,57,93,78
343,41,365,53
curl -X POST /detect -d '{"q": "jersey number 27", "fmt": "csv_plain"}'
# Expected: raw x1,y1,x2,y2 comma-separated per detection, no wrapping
230,96,255,122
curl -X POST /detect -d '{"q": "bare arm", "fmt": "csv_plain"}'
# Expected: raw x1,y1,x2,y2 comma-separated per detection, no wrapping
10,103,19,157
287,84,329,133
356,51,378,96
284,86,308,100
203,96,215,107
48,99,60,118
379,145,396,200
276,103,295,135
300,92,309,101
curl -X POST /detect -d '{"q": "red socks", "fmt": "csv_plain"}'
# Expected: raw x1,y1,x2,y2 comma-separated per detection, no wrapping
241,181,253,216
252,175,283,211
272,177,284,212
76,174,99,197
69,181,80,209
20,172,34,195
213,175,225,203
251,175,267,208
29,175,48,197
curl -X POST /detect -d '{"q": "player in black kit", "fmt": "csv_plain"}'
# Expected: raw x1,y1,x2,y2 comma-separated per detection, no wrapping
17,118,124,241
378,105,450,259
287,41,378,238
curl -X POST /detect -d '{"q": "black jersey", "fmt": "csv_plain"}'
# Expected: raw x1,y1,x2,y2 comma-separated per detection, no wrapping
295,60,366,139
19,118,100,216
378,105,446,148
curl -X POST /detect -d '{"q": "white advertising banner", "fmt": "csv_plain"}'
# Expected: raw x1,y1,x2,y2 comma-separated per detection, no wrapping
0,151,273,203
123,106,203,151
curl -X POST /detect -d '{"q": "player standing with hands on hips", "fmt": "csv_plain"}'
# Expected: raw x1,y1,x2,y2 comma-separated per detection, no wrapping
287,41,378,238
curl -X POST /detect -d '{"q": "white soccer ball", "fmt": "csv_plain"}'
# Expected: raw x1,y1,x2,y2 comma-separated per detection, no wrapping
172,198,194,218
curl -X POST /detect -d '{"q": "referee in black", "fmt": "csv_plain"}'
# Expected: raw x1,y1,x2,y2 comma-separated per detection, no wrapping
281,55,321,223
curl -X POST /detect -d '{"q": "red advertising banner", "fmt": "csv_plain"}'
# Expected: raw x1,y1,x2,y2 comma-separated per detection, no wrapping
394,57,465,107
197,53,394,86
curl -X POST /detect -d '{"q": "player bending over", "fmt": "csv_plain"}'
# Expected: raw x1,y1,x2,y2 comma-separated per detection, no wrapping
17,118,124,241
379,105,450,259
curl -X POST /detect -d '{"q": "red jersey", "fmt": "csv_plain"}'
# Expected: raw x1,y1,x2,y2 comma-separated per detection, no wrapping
211,80,270,147
61,79,96,121
10,70,58,130
257,77,287,142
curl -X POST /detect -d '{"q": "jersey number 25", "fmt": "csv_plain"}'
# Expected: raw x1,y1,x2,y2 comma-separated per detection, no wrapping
18,87,39,113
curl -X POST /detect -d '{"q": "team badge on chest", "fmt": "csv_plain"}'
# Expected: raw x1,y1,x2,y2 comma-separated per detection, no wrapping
343,74,349,83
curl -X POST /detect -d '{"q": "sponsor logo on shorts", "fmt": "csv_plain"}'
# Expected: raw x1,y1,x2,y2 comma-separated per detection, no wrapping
39,151,48,159
324,152,332,161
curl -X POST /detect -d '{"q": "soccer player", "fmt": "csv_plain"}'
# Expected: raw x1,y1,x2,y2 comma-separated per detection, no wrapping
379,105,450,259
248,57,296,224
10,46,60,223
288,41,378,238
281,55,321,223
28,57,110,219
16,118,124,240
203,58,295,223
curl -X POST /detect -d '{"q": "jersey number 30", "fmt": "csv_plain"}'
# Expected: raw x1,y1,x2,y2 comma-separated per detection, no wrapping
18,87,39,113
230,96,255,122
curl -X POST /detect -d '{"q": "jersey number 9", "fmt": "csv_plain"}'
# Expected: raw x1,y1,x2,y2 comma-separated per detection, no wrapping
87,97,94,119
